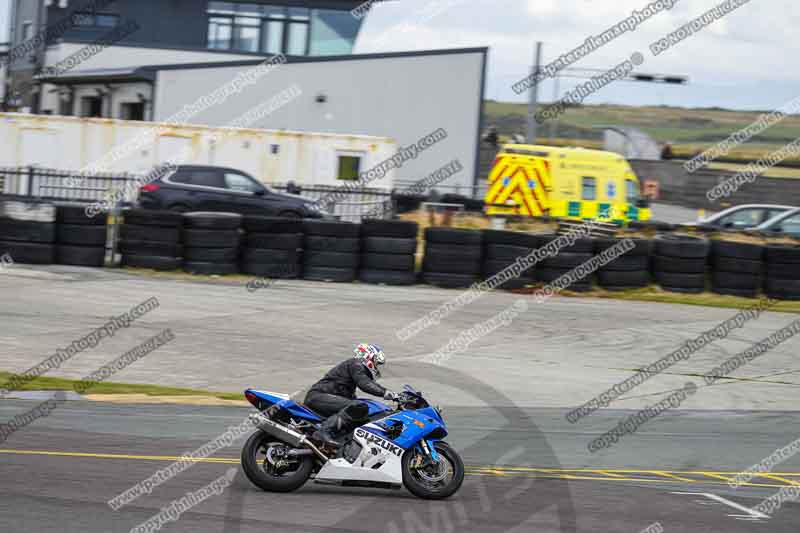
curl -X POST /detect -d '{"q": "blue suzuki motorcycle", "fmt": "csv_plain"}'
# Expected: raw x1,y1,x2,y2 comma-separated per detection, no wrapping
241,385,464,500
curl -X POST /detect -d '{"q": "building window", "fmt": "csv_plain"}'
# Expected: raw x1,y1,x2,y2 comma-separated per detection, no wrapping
21,21,33,40
120,102,145,121
337,154,362,181
286,8,310,55
208,16,233,49
581,177,596,200
73,12,120,28
310,9,361,56
80,96,103,117
207,2,337,56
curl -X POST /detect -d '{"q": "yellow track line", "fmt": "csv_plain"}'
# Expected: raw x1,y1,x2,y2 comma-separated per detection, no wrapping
593,470,627,478
652,471,696,483
0,449,238,464
2,449,799,489
760,474,800,486
702,472,734,483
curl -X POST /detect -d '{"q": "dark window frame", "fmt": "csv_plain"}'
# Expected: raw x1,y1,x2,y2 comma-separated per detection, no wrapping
72,11,120,28
171,168,226,188
625,179,638,202
21,21,34,41
717,208,765,228
777,214,800,235
223,170,264,193
581,176,597,201
206,2,313,55
337,155,362,181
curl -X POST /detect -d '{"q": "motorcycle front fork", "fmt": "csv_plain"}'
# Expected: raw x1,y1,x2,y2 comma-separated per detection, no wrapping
414,440,440,468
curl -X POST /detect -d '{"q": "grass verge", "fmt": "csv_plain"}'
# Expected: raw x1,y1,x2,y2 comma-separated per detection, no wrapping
512,285,800,313
0,371,242,401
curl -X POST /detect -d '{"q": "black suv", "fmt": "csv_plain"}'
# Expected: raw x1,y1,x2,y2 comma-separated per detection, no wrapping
137,165,331,218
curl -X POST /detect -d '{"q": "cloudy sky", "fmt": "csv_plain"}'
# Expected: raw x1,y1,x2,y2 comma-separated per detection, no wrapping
356,0,800,110
1,0,796,110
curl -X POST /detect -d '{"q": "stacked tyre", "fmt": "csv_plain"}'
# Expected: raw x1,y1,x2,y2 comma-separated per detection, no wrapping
595,237,652,291
711,240,763,298
56,205,107,267
481,230,539,290
119,209,183,271
303,221,360,282
764,245,800,301
0,200,57,264
652,235,710,293
422,228,482,288
241,216,303,279
359,220,418,286
182,213,242,275
536,234,595,292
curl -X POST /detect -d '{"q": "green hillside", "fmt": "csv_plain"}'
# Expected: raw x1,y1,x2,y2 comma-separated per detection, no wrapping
484,100,800,163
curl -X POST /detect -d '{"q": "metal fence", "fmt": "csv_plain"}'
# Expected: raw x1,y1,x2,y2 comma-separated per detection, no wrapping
0,167,397,222
0,166,138,203
268,182,394,223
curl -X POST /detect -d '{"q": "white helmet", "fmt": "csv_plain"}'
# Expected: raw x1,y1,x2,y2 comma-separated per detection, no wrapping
354,343,386,379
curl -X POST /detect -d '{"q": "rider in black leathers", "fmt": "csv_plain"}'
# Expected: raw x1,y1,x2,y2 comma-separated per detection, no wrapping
305,344,397,446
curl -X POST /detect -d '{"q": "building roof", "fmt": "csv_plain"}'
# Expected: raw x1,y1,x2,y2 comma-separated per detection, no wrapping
35,66,156,85
35,47,487,85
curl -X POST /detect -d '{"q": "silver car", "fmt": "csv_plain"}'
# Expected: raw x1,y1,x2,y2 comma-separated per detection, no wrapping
690,204,797,230
751,207,800,238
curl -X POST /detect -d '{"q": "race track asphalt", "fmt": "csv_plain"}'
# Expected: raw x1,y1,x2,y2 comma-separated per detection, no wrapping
0,400,798,532
1,265,799,531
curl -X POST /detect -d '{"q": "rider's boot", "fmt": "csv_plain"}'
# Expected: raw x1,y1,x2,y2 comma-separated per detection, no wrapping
313,414,343,447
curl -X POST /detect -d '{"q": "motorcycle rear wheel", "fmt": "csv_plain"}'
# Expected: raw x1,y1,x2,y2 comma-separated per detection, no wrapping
402,441,465,500
241,431,314,492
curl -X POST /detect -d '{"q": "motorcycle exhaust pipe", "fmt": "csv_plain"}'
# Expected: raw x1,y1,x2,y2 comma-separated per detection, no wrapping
287,449,314,457
250,414,328,462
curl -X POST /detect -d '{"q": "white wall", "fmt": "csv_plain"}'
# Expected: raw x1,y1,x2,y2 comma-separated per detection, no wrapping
153,50,486,192
0,113,397,190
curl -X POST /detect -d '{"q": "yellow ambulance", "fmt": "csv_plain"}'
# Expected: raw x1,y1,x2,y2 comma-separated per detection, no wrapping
484,144,651,223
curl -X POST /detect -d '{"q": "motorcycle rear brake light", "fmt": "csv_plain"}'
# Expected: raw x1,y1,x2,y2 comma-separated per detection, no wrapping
245,391,258,406
140,184,160,192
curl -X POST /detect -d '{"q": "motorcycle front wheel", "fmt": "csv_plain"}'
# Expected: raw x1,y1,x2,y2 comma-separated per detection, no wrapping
402,441,465,500
241,431,314,493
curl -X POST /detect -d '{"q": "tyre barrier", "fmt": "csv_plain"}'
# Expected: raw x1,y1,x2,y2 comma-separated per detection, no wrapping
595,237,652,291
120,209,184,271
56,205,108,267
536,234,595,292
764,244,800,301
359,219,418,286
182,212,242,275
422,228,482,288
303,220,360,282
3,197,800,302
711,240,763,298
0,200,58,264
241,216,303,279
481,230,539,290
652,234,710,294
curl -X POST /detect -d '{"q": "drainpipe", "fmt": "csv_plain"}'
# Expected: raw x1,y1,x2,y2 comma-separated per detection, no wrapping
32,0,48,113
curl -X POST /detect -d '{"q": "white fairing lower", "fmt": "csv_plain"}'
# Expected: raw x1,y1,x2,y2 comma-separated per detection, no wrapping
315,428,404,485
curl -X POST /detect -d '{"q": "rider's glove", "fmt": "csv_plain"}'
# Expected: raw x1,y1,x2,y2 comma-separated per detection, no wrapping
384,390,400,401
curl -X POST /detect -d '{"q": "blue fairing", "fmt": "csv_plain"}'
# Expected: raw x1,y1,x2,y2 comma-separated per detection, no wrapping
356,398,394,416
366,406,447,450
247,389,322,422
